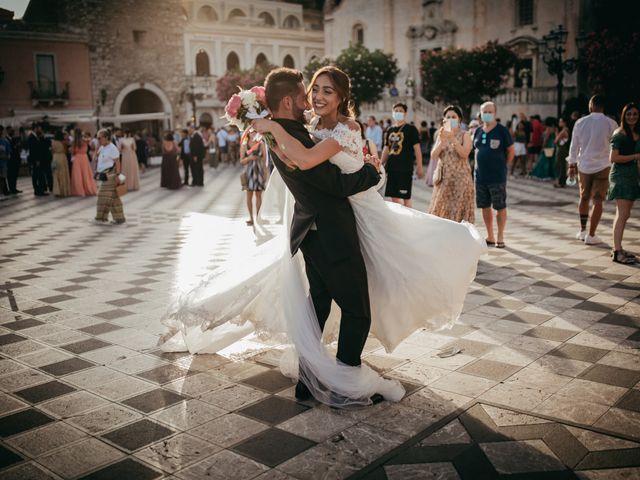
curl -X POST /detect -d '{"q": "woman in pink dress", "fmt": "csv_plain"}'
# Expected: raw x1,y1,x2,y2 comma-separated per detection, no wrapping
120,129,140,191
70,129,97,196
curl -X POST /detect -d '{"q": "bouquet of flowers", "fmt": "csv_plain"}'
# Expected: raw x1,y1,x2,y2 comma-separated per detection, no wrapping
223,86,275,149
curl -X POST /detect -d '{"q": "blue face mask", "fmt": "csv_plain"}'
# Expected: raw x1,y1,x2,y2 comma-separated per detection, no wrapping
481,113,494,123
392,111,405,122
448,119,459,129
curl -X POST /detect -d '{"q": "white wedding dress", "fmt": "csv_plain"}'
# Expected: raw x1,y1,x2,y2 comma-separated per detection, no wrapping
159,122,486,407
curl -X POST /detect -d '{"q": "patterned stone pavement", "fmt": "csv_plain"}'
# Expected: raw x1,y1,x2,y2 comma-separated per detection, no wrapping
0,164,639,479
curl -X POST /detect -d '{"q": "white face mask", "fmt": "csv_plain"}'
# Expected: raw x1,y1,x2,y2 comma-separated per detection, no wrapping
392,111,405,122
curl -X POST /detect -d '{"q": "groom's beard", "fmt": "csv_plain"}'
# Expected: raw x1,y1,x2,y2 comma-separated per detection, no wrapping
292,104,306,124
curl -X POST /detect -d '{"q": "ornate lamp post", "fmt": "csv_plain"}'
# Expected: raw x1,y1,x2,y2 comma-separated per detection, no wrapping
539,24,577,120
185,74,211,126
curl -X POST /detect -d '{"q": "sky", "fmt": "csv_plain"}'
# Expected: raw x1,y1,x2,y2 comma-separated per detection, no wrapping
0,0,28,18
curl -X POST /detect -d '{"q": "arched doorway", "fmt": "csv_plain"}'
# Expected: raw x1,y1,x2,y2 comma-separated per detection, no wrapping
283,54,295,68
227,51,240,71
115,86,170,136
199,112,213,128
255,53,268,69
196,49,210,76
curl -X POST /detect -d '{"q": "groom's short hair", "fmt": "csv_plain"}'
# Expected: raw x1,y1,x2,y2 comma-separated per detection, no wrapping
265,68,304,112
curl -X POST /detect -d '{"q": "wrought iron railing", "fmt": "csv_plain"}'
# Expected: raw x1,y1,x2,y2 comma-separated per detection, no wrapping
28,81,70,105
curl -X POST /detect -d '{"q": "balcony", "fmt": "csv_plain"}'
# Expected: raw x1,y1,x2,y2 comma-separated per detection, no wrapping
495,86,578,106
28,81,70,107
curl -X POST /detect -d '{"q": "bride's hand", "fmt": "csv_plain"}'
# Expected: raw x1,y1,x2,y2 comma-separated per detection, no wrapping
251,119,273,134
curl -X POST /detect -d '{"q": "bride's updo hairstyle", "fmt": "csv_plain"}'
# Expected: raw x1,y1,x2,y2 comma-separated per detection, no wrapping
308,66,356,118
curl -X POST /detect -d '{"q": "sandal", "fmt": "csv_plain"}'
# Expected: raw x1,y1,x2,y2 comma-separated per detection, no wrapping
246,220,254,226
486,239,496,247
496,242,506,249
612,250,637,265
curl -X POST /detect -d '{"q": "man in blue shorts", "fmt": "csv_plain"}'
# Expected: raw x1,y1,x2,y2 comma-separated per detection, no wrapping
474,101,515,248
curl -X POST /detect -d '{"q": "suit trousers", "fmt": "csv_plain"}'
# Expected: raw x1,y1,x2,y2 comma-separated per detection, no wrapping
191,155,204,186
300,231,371,367
182,154,192,185
31,163,47,194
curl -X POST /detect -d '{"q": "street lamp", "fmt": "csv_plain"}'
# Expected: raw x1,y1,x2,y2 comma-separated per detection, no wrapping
540,24,578,120
185,74,211,126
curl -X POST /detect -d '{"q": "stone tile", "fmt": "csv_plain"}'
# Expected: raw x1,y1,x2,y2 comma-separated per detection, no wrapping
63,366,126,389
190,413,270,448
199,384,269,411
164,372,231,397
0,359,25,376
479,383,552,411
566,426,639,452
94,308,135,320
550,343,610,363
421,419,473,446
385,463,461,480
278,407,357,442
363,403,438,437
524,326,578,342
67,402,143,434
134,433,220,474
615,389,640,413
579,364,640,388
277,443,363,480
480,345,541,367
594,408,640,439
0,444,23,470
17,347,74,367
530,354,593,377
14,380,76,404
0,333,26,345
107,354,168,374
22,305,60,316
429,371,498,398
414,351,476,370
78,458,163,480
232,428,316,468
241,369,296,394
401,387,472,417
556,379,628,406
0,462,57,480
175,449,270,480
137,364,192,385
327,422,408,463
598,351,640,370
107,297,142,307
533,394,610,425
480,405,550,427
78,322,124,335
389,362,449,385
442,339,495,357
0,408,55,437
2,318,44,331
458,359,521,382
6,421,87,457
38,294,75,304
92,376,157,401
0,369,52,392
480,439,565,474
39,390,109,418
61,338,111,354
237,395,311,426
39,357,95,376
151,399,226,430
37,437,124,479
0,392,28,416
122,388,188,414
101,418,176,452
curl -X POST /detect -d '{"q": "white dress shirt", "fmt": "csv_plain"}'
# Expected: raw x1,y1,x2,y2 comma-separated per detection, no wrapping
97,143,120,173
566,112,618,174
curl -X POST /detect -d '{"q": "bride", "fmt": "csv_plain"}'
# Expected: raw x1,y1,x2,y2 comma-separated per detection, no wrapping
159,66,486,407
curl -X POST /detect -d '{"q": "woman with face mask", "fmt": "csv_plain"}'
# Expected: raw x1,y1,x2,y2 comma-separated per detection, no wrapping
428,105,475,222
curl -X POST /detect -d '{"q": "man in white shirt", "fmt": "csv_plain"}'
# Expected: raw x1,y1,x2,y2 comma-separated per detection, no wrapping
216,128,228,164
566,95,617,245
365,116,383,152
93,129,125,225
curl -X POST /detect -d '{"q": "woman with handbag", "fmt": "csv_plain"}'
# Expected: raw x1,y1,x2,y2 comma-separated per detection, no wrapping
91,129,126,225
428,105,475,223
531,117,557,180
240,131,268,226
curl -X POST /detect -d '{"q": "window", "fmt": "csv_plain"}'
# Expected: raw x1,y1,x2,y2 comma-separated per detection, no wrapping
258,12,275,27
283,54,295,68
197,6,218,22
228,9,246,21
133,30,147,44
517,0,534,26
35,54,56,95
514,58,533,88
196,49,210,76
352,24,364,45
255,53,268,69
226,51,240,71
282,15,300,29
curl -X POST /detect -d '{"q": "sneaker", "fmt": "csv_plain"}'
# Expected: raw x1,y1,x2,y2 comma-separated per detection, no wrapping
575,230,587,241
88,218,109,225
584,234,602,245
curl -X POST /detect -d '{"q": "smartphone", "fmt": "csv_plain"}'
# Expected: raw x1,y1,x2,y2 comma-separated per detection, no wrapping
444,119,452,132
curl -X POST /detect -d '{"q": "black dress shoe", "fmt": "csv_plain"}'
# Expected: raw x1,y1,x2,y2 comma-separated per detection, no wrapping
370,393,385,405
295,381,312,401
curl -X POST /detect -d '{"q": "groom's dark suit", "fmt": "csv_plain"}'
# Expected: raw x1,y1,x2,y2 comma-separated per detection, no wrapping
270,119,380,366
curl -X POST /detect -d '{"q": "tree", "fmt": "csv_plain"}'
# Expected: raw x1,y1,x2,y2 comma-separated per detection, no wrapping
421,41,517,119
581,30,640,115
215,65,274,103
303,43,399,115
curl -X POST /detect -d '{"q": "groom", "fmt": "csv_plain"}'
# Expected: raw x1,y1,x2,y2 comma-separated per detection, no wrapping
263,68,382,400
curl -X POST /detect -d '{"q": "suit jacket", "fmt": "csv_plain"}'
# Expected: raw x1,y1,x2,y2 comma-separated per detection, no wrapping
190,132,205,159
270,118,380,263
27,133,51,165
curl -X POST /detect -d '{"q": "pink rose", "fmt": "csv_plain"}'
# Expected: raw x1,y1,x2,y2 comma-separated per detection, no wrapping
250,86,266,105
225,94,242,118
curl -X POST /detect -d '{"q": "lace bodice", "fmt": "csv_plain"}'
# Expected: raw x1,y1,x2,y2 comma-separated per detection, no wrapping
310,122,365,174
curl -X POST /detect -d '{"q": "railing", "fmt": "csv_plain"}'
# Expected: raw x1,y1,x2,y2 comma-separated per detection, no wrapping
28,81,70,106
496,86,578,105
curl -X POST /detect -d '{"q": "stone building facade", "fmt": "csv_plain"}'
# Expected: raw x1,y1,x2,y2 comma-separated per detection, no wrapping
324,0,582,123
182,0,325,128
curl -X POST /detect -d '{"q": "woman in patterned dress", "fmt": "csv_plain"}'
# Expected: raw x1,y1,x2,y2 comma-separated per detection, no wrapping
428,105,475,223
240,132,268,225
